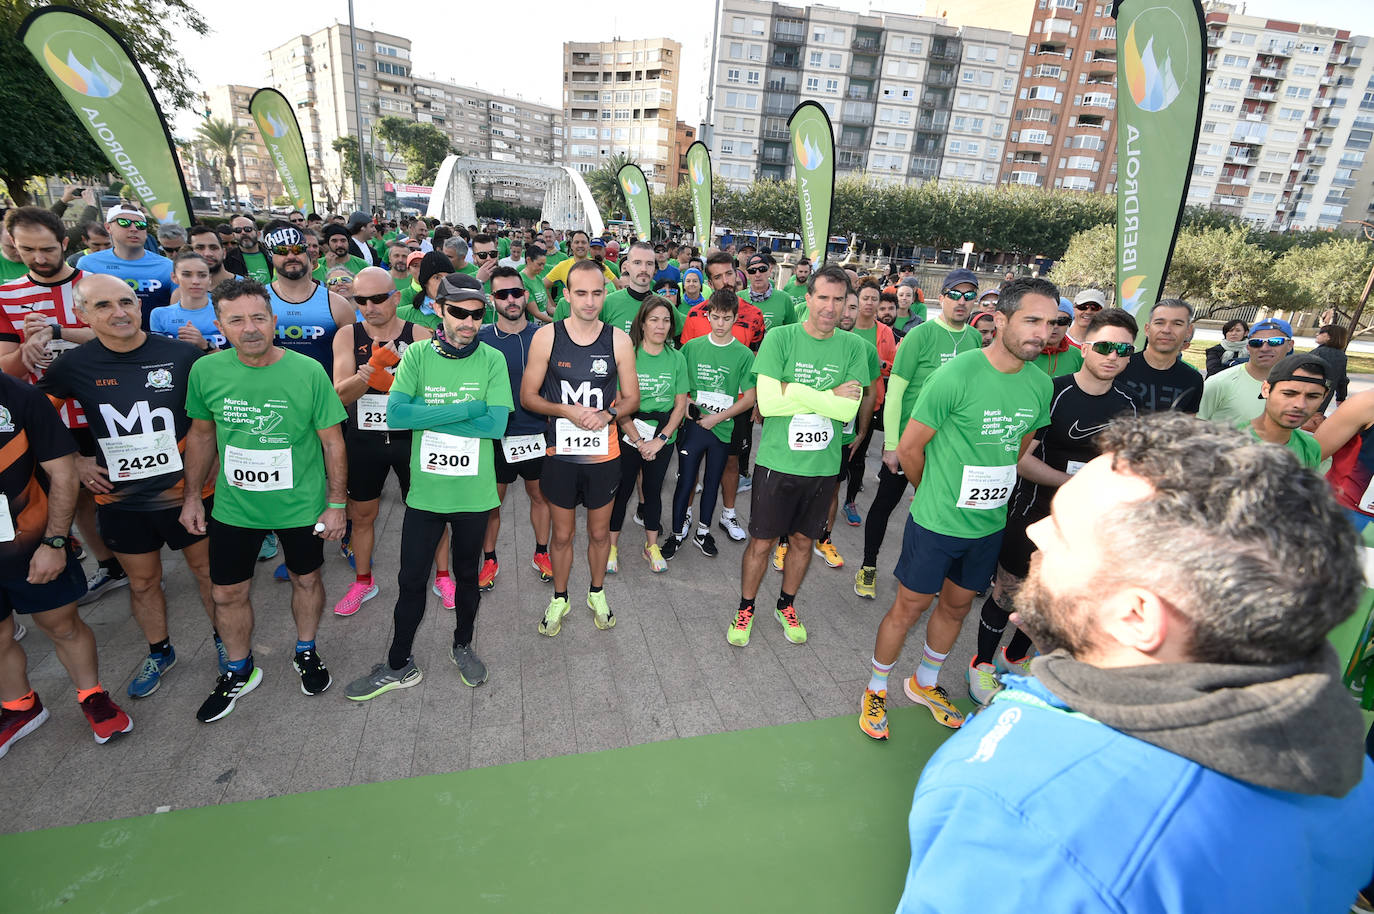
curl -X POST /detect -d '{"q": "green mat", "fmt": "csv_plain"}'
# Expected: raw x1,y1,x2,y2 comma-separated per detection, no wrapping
0,706,958,913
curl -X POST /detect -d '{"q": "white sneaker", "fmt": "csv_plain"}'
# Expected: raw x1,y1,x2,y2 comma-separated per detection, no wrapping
719,513,747,541
737,475,753,493
12,621,25,642
676,507,693,540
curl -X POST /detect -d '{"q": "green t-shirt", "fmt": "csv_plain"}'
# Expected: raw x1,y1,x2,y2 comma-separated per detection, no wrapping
497,237,510,259
909,349,1052,540
390,340,513,514
601,259,621,278
783,279,808,311
457,263,478,277
1032,346,1084,377
397,301,440,330
0,254,28,282
745,289,796,331
1199,363,1264,426
601,288,647,336
391,274,409,292
520,270,550,317
841,333,882,446
241,250,271,283
890,317,983,427
632,346,689,443
1238,419,1321,470
754,323,871,478
681,335,756,444
313,255,368,283
184,349,347,529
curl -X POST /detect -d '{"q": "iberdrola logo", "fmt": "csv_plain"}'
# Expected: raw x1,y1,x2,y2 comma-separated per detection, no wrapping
798,135,824,170
690,158,706,186
1120,274,1149,310
149,202,178,224
262,111,289,138
43,35,123,98
620,175,642,196
1123,12,1187,113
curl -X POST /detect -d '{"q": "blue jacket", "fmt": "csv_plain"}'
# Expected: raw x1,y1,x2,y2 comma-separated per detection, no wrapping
898,675,1374,913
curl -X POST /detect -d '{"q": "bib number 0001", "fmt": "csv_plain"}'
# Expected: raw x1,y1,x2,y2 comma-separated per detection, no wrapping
224,445,293,492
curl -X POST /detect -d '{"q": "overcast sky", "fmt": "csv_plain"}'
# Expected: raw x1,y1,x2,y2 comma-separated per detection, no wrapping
168,0,1374,137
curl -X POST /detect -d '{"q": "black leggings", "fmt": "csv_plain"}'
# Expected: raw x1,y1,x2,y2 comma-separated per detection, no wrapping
862,462,911,568
610,435,675,534
840,424,875,505
671,420,730,533
388,506,487,669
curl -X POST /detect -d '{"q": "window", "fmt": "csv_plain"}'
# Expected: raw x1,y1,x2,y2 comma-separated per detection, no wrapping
729,42,744,59
829,53,842,69
1208,101,1237,113
747,71,760,85
1222,54,1249,68
727,68,740,83
1278,107,1302,121
966,141,981,155
813,27,826,42
806,76,820,92
1284,86,1312,100
721,139,734,155
749,45,762,61
731,16,745,33
825,79,839,94
810,51,824,67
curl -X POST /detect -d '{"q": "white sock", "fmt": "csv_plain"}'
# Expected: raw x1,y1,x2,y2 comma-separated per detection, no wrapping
915,643,949,689
722,508,737,519
697,524,709,536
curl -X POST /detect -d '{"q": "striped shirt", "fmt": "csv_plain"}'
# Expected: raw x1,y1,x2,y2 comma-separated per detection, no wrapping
0,271,89,428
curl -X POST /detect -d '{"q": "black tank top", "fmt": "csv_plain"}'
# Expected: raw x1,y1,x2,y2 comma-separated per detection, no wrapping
347,320,417,429
541,320,619,463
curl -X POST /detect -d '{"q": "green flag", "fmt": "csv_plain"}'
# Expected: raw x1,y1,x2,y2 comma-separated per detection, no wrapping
685,141,712,248
787,102,836,264
249,88,316,216
19,6,193,225
1113,0,1206,336
617,164,652,240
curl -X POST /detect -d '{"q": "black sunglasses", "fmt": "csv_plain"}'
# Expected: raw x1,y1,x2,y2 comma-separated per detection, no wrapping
944,289,977,301
114,217,148,230
353,293,392,305
1088,341,1134,357
232,226,256,234
1052,316,1073,327
443,304,485,321
271,244,308,256
1247,336,1288,348
492,288,526,300
474,250,499,260
1074,303,1102,312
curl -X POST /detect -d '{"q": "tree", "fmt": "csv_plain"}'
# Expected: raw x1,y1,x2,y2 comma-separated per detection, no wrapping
1273,237,1374,315
195,118,250,212
1164,227,1282,313
1051,223,1116,292
585,152,639,221
332,136,379,190
0,1,208,205
374,116,453,184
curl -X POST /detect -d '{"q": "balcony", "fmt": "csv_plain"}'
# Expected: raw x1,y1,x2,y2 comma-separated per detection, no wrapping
909,156,940,179
769,52,800,69
1244,86,1277,101
763,94,798,116
1332,177,1358,188
850,60,876,78
927,70,957,87
1013,153,1044,164
837,150,866,169
1258,42,1292,57
773,23,805,45
917,116,948,132
1316,135,1333,147
1308,155,1327,166
761,146,787,164
928,43,961,61
759,164,786,181
1314,97,1333,108
766,80,798,93
1300,172,1318,184
920,90,949,108
846,86,873,101
763,126,788,140
1207,33,1222,49
1254,66,1286,79
1228,176,1250,186
852,35,881,53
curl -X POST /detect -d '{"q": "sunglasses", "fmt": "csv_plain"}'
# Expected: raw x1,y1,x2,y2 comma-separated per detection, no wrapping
491,288,526,300
443,304,485,321
474,250,499,260
655,287,679,295
271,244,308,256
1247,336,1288,348
114,218,148,230
944,289,978,301
1052,316,1073,327
746,266,770,275
1074,303,1102,312
232,226,256,234
353,293,392,305
326,276,353,287
1088,341,1135,357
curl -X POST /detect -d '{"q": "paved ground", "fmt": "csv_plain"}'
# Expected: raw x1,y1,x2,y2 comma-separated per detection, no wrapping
2,448,982,834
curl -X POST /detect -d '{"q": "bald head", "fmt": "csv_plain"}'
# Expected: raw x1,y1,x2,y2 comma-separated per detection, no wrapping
351,266,400,327
74,273,142,343
352,266,395,297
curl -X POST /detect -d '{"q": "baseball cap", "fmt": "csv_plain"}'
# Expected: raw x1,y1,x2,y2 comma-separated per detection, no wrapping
434,272,486,305
589,237,605,248
1250,317,1293,338
1058,297,1075,318
405,250,425,266
105,204,146,223
746,253,772,270
978,289,1000,301
346,211,371,231
971,311,997,327
1074,289,1107,308
941,268,979,294
1265,353,1331,389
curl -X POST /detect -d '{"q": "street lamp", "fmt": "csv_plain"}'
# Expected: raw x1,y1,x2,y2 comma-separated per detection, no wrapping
1341,220,1374,351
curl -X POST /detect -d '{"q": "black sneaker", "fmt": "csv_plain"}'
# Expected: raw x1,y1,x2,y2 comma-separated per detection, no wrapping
660,535,680,560
195,667,263,723
694,531,719,558
293,649,332,695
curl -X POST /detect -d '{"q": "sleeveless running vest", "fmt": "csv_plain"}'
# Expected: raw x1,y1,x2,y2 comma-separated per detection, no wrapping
541,320,619,463
269,280,337,368
347,320,417,428
1332,426,1374,516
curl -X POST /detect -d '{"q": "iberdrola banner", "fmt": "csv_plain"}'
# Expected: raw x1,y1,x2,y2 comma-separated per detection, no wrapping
1113,0,1206,335
616,164,652,240
787,102,836,263
684,141,712,247
19,6,194,225
249,88,316,216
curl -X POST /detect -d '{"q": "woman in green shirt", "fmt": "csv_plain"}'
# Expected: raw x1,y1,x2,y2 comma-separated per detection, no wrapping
608,296,689,573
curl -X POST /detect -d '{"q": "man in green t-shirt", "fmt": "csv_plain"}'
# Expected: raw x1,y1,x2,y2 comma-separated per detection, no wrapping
180,278,349,724
386,242,411,291
600,241,656,335
227,214,271,282
538,228,568,280
782,257,811,313
1241,353,1329,470
315,225,368,282
344,273,513,700
729,265,868,649
521,244,552,321
858,277,1060,741
741,253,796,331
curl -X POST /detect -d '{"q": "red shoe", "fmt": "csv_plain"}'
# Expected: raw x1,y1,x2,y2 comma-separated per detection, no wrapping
0,696,50,759
531,551,553,582
478,557,499,591
80,690,133,744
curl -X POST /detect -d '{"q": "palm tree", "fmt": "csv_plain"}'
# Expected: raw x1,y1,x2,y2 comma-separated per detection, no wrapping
585,152,640,222
195,118,251,212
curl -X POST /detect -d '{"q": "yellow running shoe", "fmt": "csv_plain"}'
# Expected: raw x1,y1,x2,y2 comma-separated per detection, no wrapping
538,595,570,637
903,676,965,729
854,565,877,599
774,603,808,644
606,545,619,575
643,542,667,573
772,543,787,571
814,539,844,568
588,590,615,630
860,689,889,740
727,604,755,647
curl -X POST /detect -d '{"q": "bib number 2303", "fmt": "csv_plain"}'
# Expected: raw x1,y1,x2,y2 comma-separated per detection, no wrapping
788,414,832,451
956,465,1016,511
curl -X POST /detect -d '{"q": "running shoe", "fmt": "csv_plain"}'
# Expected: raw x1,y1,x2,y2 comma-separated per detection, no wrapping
333,580,379,617
737,474,753,492
633,505,644,526
214,636,229,676
774,603,808,644
694,531,719,558
450,644,488,686
814,539,844,568
531,551,553,582
859,689,889,740
12,621,25,642
80,690,133,744
659,535,681,561
78,567,128,605
0,696,49,759
854,565,877,600
196,667,263,723
903,677,964,729
843,502,862,526
588,590,615,630
678,508,693,540
346,660,422,701
339,539,356,570
605,545,619,575
478,557,499,591
772,543,787,571
71,537,86,561
727,605,755,647
539,595,571,637
967,661,1001,707
257,533,279,562
995,647,1035,678
127,649,177,699
719,513,746,542
644,543,667,573
293,648,332,696
432,575,456,610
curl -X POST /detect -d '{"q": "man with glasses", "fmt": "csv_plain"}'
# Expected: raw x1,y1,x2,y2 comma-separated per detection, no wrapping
469,233,502,287
1031,300,1083,377
316,225,368,282
1066,289,1106,350
288,211,306,228
76,205,174,329
968,308,1140,707
156,224,186,259
1112,299,1203,413
741,254,795,331
1199,318,1294,426
328,267,434,617
222,215,271,283
653,243,679,285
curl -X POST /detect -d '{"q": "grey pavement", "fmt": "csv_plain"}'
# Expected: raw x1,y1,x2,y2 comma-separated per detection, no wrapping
1,448,982,834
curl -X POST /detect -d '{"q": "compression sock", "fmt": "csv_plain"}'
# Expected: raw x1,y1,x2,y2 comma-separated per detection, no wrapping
1005,629,1034,664
356,573,373,584
589,585,604,594
738,596,755,613
225,655,254,675
295,639,315,654
484,551,497,563
2,690,36,712
975,594,1011,667
777,590,796,611
555,591,569,601
535,543,549,554
867,656,895,694
915,644,949,689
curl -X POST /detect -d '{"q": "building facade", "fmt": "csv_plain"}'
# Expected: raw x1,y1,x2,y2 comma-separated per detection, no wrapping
672,121,697,188
201,84,286,209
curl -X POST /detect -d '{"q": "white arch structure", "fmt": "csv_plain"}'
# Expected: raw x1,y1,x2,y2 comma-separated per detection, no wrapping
426,156,604,235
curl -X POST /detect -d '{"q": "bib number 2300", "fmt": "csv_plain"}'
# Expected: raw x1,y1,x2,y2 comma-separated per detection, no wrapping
421,431,479,476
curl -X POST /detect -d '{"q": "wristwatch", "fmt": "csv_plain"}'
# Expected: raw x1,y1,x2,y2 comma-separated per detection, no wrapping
39,534,69,550
49,324,63,341
605,406,618,419
656,432,669,441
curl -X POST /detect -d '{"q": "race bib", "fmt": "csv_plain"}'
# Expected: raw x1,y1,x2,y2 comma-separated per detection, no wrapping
421,430,479,476
1065,460,1086,477
788,413,833,451
1359,475,1374,515
356,393,391,432
555,417,609,456
0,494,14,543
696,391,733,414
956,465,1017,511
501,433,546,463
842,417,856,436
98,431,182,482
624,417,656,445
224,445,293,492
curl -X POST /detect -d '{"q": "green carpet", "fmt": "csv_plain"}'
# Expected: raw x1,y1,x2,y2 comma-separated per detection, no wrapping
0,706,959,913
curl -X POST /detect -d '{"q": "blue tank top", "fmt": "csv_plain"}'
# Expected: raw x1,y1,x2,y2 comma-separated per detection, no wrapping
268,280,337,369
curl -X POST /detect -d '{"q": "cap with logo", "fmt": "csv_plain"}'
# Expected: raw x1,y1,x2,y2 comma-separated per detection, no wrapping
1250,317,1294,339
435,272,486,304
105,204,146,223
941,268,979,294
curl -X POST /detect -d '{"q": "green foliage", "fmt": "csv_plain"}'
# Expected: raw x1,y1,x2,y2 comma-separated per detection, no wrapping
1051,223,1116,291
332,136,378,187
475,198,540,223
1164,226,1287,312
1273,237,1374,313
0,0,208,204
374,116,452,185
584,153,639,221
195,118,250,211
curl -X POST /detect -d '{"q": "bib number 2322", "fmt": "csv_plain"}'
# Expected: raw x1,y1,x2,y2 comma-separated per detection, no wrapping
956,465,1016,511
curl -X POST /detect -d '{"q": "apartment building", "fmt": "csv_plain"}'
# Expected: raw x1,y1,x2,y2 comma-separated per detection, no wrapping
201,85,286,208
562,38,683,192
672,121,697,188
